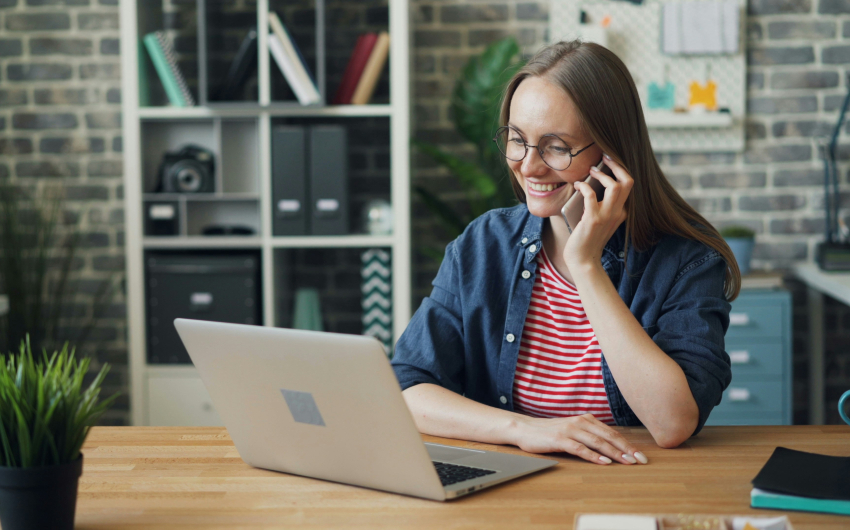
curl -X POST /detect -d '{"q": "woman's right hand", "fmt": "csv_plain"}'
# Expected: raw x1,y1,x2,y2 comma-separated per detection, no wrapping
511,413,648,465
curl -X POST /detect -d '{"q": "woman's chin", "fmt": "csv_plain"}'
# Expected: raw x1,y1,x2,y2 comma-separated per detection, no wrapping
525,186,574,218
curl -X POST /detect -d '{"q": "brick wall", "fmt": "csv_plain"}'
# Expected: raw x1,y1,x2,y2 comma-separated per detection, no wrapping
1,0,848,426
411,0,850,425
0,0,126,424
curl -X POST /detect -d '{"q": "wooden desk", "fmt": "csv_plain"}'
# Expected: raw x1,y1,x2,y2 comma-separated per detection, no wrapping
76,426,850,529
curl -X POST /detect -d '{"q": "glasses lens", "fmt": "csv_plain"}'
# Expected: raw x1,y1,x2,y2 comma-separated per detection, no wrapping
496,128,526,161
539,136,572,170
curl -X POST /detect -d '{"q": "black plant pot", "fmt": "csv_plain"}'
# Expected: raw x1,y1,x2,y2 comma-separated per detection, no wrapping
0,455,83,530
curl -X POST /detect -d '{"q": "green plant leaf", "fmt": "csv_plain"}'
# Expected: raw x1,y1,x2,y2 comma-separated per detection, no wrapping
719,225,756,239
413,140,497,199
413,185,466,238
0,335,117,467
452,37,522,151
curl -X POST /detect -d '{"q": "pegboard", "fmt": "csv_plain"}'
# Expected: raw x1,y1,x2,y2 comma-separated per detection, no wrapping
550,0,745,153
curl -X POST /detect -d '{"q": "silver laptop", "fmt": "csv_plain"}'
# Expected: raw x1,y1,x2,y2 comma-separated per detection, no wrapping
173,319,557,501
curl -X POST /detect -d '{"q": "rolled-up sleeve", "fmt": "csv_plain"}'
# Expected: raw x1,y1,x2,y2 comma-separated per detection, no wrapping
651,253,732,435
391,240,466,395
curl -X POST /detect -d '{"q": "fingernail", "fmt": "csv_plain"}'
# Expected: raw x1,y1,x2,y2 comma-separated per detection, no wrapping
634,451,648,464
599,456,612,464
603,153,612,160
589,166,598,172
622,453,637,464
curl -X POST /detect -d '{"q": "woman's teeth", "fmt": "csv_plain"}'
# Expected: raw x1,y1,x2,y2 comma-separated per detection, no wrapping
529,182,566,192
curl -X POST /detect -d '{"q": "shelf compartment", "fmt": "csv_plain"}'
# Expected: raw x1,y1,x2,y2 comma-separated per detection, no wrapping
274,247,390,336
270,116,390,236
186,199,260,236
221,119,260,193
145,249,262,364
325,0,390,106
137,1,200,108
141,120,216,193
204,0,259,104
268,0,323,104
141,117,259,199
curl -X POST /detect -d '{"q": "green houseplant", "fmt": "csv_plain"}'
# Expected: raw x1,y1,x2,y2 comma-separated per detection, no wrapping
0,336,117,530
414,37,525,259
720,225,756,275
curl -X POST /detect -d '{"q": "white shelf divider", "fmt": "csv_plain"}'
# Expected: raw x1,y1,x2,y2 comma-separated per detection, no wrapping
269,235,396,249
143,237,264,249
138,104,393,120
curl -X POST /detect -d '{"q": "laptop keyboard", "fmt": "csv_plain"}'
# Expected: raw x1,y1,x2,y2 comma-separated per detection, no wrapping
433,461,497,486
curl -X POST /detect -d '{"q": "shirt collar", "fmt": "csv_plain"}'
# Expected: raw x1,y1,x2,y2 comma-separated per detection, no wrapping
517,206,626,264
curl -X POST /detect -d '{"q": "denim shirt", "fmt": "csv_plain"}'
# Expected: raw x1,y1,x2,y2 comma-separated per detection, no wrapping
392,204,733,436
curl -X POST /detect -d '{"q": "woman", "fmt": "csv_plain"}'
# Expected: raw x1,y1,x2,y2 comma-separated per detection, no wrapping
392,41,738,465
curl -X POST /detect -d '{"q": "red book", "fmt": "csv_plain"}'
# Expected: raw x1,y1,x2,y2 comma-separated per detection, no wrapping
332,33,378,105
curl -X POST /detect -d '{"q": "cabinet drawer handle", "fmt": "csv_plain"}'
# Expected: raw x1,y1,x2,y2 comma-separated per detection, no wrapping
729,313,750,326
729,350,750,364
729,388,751,402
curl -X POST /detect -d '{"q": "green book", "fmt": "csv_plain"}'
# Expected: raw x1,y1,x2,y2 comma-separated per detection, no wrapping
138,38,150,107
751,488,850,517
142,31,194,107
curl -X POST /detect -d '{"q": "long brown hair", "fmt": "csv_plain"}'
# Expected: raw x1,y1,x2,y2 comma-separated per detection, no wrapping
500,40,741,301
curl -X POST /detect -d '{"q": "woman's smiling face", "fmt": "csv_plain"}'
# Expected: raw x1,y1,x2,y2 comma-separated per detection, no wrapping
506,76,603,219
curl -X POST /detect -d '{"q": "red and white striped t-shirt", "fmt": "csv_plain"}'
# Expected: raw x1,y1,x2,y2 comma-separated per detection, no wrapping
512,248,615,425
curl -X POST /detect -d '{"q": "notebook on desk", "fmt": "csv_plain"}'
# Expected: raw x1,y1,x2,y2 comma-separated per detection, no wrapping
173,319,557,501
751,447,850,516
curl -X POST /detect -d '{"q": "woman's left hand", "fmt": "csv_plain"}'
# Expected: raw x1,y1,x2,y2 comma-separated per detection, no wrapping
564,155,634,270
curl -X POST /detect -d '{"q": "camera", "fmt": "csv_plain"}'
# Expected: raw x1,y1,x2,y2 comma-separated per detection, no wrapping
157,145,215,193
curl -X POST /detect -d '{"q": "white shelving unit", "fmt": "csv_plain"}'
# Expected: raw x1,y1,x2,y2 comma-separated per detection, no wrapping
120,0,411,426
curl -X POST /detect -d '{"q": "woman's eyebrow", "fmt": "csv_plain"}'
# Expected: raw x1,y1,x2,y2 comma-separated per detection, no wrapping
508,123,575,140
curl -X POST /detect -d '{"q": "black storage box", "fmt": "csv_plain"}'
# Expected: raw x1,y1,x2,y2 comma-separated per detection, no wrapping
146,251,261,364
144,201,180,236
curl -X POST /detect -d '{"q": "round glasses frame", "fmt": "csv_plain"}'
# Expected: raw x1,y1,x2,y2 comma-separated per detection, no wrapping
492,125,595,171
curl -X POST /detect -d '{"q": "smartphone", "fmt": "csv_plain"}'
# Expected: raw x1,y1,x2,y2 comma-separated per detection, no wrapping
560,159,610,234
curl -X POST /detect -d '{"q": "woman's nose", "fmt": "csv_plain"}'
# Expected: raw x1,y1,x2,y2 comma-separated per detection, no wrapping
521,146,548,176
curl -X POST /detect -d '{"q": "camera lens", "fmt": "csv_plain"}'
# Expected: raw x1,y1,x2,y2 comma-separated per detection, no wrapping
169,160,204,192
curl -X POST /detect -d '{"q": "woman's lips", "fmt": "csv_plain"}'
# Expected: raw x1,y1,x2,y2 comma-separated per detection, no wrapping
526,181,568,198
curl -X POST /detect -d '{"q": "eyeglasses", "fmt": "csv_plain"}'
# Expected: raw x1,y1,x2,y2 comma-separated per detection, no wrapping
493,125,595,171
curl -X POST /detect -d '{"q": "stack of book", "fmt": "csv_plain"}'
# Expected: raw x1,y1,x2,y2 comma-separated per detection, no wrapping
142,31,196,107
268,12,320,105
332,32,390,105
751,447,850,516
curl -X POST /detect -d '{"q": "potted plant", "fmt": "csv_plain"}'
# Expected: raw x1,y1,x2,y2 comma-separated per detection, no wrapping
720,225,756,275
413,37,525,260
0,336,117,530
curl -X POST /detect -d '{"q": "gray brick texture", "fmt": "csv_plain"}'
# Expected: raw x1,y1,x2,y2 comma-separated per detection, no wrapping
0,0,125,425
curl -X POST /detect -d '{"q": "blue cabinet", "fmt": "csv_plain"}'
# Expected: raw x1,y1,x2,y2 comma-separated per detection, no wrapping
705,289,793,426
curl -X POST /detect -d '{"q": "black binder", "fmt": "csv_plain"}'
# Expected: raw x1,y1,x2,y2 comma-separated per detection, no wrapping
272,125,308,235
309,125,348,235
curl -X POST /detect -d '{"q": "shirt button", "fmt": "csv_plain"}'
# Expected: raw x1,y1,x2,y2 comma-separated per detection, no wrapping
618,251,625,258
506,333,516,343
528,244,537,253
500,396,507,404
521,270,531,279
521,237,528,244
